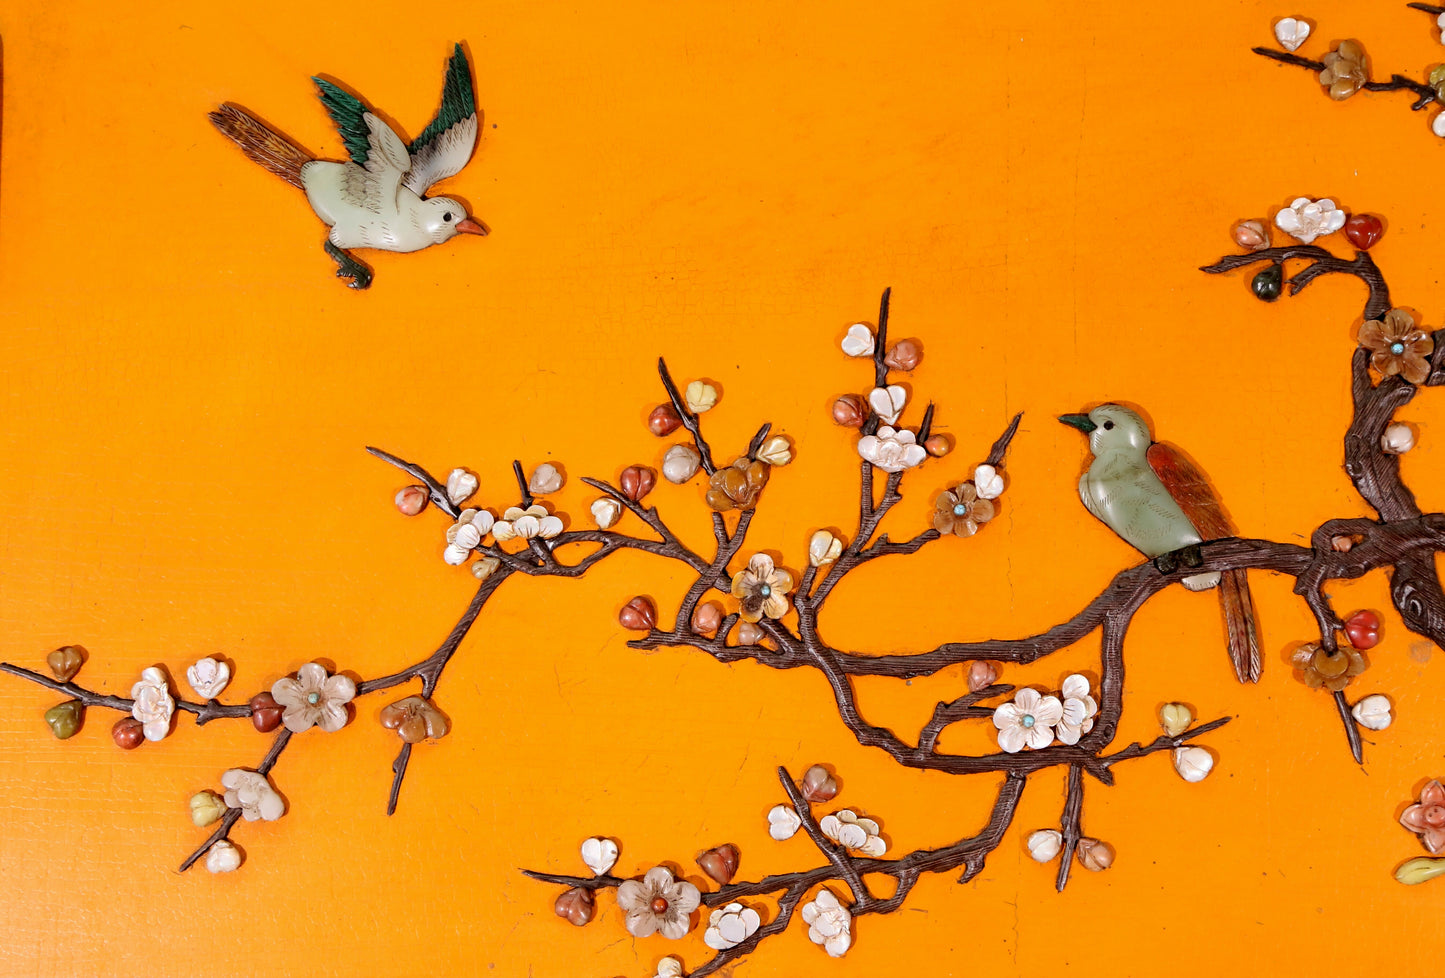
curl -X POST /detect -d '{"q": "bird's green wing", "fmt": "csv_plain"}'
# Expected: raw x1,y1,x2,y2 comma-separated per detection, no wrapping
409,44,475,156
401,44,479,195
313,77,372,166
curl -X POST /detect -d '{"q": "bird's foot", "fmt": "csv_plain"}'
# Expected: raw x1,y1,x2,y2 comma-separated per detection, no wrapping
323,240,374,290
1153,544,1204,576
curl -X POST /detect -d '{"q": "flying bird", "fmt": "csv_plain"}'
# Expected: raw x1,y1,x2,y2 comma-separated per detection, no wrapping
1059,404,1262,683
208,43,486,290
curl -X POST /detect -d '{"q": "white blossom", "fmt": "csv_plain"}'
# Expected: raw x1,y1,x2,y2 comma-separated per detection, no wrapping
1274,197,1346,245
444,508,495,565
131,666,175,742
186,657,231,700
1055,673,1097,745
493,504,563,542
801,888,853,957
221,768,285,821
704,902,761,950
992,687,1063,753
857,426,927,472
819,810,886,856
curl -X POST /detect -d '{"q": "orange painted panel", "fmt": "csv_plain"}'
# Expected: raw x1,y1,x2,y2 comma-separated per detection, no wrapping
0,1,1442,975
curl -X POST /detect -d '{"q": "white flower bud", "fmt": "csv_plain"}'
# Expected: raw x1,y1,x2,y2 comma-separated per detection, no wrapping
1172,746,1214,782
1159,702,1193,736
1027,829,1062,862
662,445,702,484
1381,423,1415,455
591,497,623,529
1351,694,1393,731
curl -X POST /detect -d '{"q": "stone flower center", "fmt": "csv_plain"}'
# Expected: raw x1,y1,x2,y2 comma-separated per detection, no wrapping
651,897,669,914
953,504,968,516
1391,341,1406,354
307,691,320,705
1021,714,1036,728
759,584,771,598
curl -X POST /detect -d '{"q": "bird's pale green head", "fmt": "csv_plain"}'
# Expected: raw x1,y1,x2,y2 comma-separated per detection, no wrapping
1058,404,1152,456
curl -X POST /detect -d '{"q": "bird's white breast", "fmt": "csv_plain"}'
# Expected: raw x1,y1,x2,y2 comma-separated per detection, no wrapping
300,161,437,253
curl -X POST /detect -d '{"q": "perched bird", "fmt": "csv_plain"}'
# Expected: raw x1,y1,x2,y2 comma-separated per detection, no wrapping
1059,404,1261,683
208,43,486,289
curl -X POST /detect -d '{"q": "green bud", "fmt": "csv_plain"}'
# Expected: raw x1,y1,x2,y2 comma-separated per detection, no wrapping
1251,264,1284,303
43,700,84,739
189,790,228,827
1395,856,1445,885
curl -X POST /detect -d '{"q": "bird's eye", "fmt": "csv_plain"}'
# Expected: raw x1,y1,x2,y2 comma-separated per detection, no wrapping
443,211,453,222
1102,420,1114,430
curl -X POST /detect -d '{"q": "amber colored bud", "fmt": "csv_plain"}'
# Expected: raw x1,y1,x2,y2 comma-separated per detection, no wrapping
800,765,839,803
967,660,1000,692
619,466,656,502
924,434,953,458
736,622,764,646
555,887,596,927
249,692,284,733
619,596,657,631
648,404,684,436
394,485,429,516
691,601,723,637
1330,534,1355,553
884,338,923,371
112,716,146,750
44,700,84,740
1076,838,1114,872
832,394,867,428
379,695,451,744
698,843,740,885
46,646,87,683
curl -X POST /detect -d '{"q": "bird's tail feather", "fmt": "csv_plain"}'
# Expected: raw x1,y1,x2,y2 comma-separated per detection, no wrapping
1218,568,1262,683
208,103,313,190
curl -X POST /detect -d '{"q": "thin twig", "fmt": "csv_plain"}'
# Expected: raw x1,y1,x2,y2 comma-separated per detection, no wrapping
179,729,293,872
1334,690,1365,765
1055,764,1085,892
657,357,718,475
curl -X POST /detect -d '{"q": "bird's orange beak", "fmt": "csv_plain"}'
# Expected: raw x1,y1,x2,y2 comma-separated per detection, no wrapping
455,218,488,236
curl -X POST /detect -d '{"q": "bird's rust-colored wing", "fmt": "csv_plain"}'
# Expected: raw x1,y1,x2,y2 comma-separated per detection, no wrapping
1146,441,1234,540
1147,441,1261,683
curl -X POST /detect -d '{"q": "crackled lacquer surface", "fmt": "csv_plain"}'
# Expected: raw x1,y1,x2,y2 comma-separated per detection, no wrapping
0,0,1443,974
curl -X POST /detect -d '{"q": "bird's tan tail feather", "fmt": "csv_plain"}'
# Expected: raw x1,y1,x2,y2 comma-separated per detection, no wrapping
1218,568,1262,683
208,103,313,190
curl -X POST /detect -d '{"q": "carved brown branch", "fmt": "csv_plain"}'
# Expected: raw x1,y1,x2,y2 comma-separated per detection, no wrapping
523,772,1026,977
179,728,293,872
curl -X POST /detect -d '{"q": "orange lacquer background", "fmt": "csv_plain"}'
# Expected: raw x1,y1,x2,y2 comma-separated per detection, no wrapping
1,1,1442,975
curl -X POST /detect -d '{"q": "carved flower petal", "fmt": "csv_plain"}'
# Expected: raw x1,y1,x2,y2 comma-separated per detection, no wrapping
1023,722,1055,750
857,835,887,857
1032,695,1064,726
1423,780,1445,808
996,723,1027,753
536,515,565,539
1060,673,1090,701
992,702,1021,729
669,880,701,914
626,907,660,938
443,544,471,565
